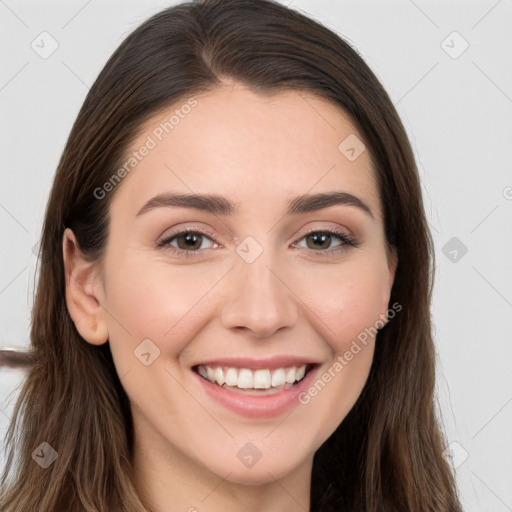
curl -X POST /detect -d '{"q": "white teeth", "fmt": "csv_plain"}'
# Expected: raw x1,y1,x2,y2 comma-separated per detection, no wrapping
238,368,253,389
253,369,271,389
225,368,238,387
214,367,225,386
196,364,309,390
271,368,286,387
285,367,296,384
197,365,208,379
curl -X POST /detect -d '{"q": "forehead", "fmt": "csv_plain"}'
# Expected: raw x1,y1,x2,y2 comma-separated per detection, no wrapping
110,84,381,222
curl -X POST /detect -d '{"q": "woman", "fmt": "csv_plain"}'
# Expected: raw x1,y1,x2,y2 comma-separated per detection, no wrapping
0,0,463,510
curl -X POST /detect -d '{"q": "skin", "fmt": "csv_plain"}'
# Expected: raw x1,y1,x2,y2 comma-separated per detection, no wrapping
63,83,397,512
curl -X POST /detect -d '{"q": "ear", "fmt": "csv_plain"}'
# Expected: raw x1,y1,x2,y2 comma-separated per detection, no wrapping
380,247,398,321
62,228,109,345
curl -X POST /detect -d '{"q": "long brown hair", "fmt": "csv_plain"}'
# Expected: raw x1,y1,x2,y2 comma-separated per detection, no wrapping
0,1,462,510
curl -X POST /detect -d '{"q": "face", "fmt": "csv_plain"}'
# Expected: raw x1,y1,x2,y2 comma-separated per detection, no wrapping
64,84,396,494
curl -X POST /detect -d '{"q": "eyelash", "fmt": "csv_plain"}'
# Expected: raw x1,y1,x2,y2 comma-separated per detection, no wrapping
157,227,359,260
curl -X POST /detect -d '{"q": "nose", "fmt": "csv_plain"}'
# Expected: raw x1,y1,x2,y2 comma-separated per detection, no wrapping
220,253,298,339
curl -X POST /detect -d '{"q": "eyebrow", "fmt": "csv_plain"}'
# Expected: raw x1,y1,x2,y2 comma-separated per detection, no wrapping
136,191,375,221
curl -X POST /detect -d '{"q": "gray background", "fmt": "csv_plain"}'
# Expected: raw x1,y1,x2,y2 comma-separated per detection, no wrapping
1,1,511,510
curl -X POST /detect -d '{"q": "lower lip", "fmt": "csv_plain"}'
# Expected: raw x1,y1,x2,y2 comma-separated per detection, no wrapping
193,365,319,419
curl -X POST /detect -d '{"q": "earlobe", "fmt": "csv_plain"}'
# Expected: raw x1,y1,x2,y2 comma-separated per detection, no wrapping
62,228,109,346
388,248,398,291
380,248,398,323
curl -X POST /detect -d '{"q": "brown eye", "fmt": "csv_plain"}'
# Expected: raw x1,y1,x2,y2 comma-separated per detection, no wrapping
175,232,205,251
293,229,358,256
305,232,336,250
157,229,218,259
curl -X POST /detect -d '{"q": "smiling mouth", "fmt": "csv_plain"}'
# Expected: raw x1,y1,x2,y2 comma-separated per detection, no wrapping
193,364,314,395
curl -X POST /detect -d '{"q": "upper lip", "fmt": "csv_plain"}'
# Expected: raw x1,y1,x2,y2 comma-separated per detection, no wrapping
192,356,321,371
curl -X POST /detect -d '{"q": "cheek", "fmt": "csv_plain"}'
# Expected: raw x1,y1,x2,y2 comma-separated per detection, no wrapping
102,257,227,361
292,257,388,349
292,263,385,438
